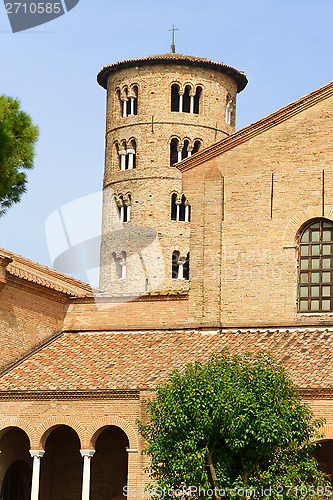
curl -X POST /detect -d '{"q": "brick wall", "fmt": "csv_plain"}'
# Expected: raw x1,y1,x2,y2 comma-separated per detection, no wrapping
64,295,189,331
0,283,65,371
183,94,333,328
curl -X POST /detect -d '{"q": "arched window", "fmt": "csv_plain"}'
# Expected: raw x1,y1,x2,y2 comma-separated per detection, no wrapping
121,88,129,117
194,87,202,114
172,251,180,279
119,140,136,171
179,194,186,221
124,194,131,222
172,251,189,280
171,194,191,222
298,219,333,312
182,140,190,160
192,140,202,155
126,140,136,169
171,193,177,220
170,138,179,167
171,84,180,112
128,85,138,116
117,195,131,223
183,85,191,113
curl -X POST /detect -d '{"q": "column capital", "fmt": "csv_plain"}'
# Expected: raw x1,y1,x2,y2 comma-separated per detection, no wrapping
30,450,45,458
119,150,127,156
126,148,135,155
80,449,95,458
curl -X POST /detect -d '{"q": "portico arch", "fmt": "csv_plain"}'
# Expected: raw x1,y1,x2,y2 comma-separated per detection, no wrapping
86,415,138,449
0,418,34,446
39,425,82,499
90,425,130,500
36,416,84,449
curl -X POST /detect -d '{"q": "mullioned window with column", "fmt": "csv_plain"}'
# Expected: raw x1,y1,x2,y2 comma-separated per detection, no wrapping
171,83,202,114
172,251,190,280
171,193,191,222
170,138,202,167
116,139,137,171
116,194,131,222
116,84,138,117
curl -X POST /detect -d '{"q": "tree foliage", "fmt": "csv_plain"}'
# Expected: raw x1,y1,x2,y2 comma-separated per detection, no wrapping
0,95,39,216
138,351,329,499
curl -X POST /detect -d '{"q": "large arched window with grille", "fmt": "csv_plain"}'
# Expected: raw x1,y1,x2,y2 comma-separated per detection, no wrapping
298,219,333,312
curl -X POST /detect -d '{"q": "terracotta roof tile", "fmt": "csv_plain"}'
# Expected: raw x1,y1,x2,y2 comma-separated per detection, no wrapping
1,329,333,392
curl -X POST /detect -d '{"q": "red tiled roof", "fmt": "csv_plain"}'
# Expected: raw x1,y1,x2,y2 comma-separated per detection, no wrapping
1,329,332,392
0,248,92,297
177,80,333,172
97,53,248,93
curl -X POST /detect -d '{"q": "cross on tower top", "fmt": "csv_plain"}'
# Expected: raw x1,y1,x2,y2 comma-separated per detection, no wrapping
169,25,178,54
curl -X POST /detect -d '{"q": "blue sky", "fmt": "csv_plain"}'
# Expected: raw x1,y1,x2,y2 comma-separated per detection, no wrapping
0,0,332,285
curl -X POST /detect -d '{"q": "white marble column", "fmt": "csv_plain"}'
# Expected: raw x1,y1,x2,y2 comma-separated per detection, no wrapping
176,202,181,221
119,150,127,171
187,148,192,157
179,92,184,112
185,204,190,222
177,148,182,163
130,97,135,116
80,450,95,500
119,205,124,223
127,149,135,170
122,98,128,117
190,94,195,114
178,262,184,279
30,450,45,500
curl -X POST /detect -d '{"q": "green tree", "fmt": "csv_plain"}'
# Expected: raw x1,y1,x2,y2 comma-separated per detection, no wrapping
138,351,329,500
0,95,39,216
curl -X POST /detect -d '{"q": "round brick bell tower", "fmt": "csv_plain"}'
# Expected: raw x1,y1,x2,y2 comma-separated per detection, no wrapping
97,53,247,295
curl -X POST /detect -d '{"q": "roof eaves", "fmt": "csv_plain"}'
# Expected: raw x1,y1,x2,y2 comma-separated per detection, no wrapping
0,247,93,297
97,53,248,93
